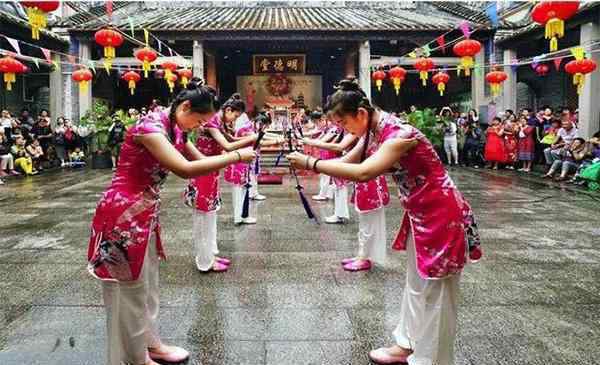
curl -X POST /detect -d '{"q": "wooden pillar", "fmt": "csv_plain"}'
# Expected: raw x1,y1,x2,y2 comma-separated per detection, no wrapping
358,40,371,100
578,21,600,139
205,52,217,90
501,48,517,112
49,53,63,121
192,40,205,79
345,49,357,79
78,41,92,118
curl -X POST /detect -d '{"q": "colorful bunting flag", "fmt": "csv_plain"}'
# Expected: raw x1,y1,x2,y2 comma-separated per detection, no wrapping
511,59,519,73
168,47,173,57
5,36,21,55
570,46,585,60
436,35,446,53
422,44,431,57
486,3,498,27
553,57,563,71
41,48,52,63
52,60,59,71
144,29,149,46
157,38,162,53
88,60,96,73
459,21,471,39
531,55,543,70
106,1,113,19
408,51,417,58
33,57,39,69
128,16,135,37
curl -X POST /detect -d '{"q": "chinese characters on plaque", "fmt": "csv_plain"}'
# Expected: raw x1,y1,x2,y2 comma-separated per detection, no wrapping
253,54,305,74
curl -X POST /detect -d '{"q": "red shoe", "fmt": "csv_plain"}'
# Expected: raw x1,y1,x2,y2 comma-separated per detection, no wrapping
343,259,372,272
368,347,409,364
215,256,231,265
149,345,190,363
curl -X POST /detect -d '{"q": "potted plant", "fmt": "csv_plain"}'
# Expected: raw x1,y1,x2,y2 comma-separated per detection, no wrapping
81,100,114,169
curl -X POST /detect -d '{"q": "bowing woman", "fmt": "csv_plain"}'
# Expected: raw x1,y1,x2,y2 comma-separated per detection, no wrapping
88,80,256,365
287,80,482,365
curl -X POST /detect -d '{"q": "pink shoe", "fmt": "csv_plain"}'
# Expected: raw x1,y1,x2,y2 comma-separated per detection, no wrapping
9,170,20,176
149,345,190,363
0,171,8,177
211,261,229,272
343,259,372,272
215,256,231,265
341,257,357,265
368,348,409,364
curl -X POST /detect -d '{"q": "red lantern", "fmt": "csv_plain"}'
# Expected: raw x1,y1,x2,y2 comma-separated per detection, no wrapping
371,69,386,92
166,73,178,93
161,61,178,85
485,70,508,97
431,72,450,96
414,58,435,86
565,58,597,94
122,70,141,95
134,47,158,78
453,39,482,77
532,1,580,51
535,63,550,76
0,56,26,91
177,68,193,88
72,68,93,93
388,66,406,95
94,28,124,72
20,1,59,40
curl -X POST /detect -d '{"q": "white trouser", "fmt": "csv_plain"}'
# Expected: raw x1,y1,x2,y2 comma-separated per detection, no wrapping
334,184,350,219
1,154,14,170
193,210,218,271
444,137,458,165
392,233,460,365
318,173,333,198
249,171,259,198
356,207,387,264
102,234,161,365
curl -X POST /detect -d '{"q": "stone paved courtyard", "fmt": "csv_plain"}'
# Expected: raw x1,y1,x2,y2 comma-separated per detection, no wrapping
0,168,599,365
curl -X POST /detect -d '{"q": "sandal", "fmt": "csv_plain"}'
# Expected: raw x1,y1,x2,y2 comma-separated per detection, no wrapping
343,259,372,272
149,344,190,363
368,347,410,364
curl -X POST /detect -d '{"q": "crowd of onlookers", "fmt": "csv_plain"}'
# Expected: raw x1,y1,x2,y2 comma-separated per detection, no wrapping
422,105,600,188
0,105,151,185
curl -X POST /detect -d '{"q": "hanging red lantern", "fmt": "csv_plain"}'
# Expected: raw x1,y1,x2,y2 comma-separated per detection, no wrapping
371,69,386,92
531,1,580,52
134,47,158,78
122,70,141,95
177,68,193,88
0,56,26,91
565,58,597,94
535,63,550,76
414,58,435,86
453,39,482,77
485,70,508,97
431,72,450,96
94,27,124,72
387,66,406,95
161,61,178,85
166,73,178,93
20,1,59,40
72,68,93,94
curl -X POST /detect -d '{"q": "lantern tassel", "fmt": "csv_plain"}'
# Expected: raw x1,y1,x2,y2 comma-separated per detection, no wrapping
143,61,151,78
420,71,428,86
438,83,445,96
545,18,564,52
128,80,136,95
573,73,585,94
375,80,383,92
4,73,15,91
79,81,88,94
392,78,401,95
181,76,189,88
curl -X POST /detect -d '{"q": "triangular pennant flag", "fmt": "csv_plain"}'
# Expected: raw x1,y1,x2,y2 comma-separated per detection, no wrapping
553,57,563,71
33,57,39,69
511,59,519,73
486,3,498,27
88,60,96,74
157,39,162,53
128,16,135,37
144,29,149,46
436,35,446,53
41,48,52,63
408,51,417,58
459,21,471,39
570,46,585,60
474,64,482,78
52,60,60,71
422,44,431,57
67,55,76,64
531,55,543,70
168,47,173,57
5,36,21,55
106,1,113,20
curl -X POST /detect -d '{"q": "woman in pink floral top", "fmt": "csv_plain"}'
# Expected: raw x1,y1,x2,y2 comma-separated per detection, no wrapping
88,81,256,365
288,80,481,365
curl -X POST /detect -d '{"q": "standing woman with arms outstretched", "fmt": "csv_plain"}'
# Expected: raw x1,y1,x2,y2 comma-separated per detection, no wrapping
288,80,482,365
87,80,255,365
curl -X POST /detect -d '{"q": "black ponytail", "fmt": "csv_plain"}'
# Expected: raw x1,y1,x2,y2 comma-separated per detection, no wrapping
328,78,375,162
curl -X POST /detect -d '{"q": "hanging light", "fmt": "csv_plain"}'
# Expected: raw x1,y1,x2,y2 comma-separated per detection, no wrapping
531,1,580,51
72,68,94,93
134,47,158,78
388,66,407,95
94,27,124,72
371,69,386,92
431,71,450,96
453,39,482,77
122,70,141,95
485,69,508,97
414,58,435,86
177,68,193,88
565,58,597,94
0,56,26,91
20,1,59,40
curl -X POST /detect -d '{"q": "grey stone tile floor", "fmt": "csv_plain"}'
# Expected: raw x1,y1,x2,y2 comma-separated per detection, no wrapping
0,167,599,364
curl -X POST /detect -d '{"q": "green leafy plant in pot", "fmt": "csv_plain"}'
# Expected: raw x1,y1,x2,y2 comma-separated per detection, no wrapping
81,101,114,169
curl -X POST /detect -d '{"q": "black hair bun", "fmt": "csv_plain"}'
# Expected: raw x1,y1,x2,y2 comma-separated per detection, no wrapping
186,77,204,90
310,111,323,120
231,93,242,100
337,79,360,92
